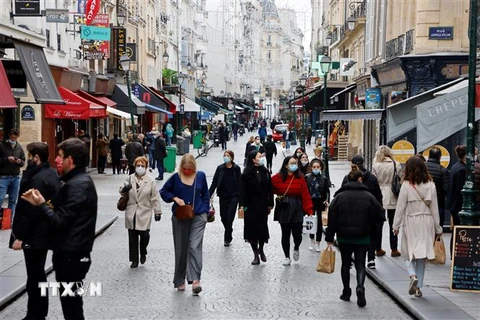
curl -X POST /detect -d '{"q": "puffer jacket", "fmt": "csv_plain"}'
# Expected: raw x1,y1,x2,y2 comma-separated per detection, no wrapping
325,182,383,242
0,140,25,176
425,159,449,208
38,167,98,254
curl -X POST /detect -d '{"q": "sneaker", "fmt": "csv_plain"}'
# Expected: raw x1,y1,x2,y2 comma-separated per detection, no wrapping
224,241,231,247
282,258,291,266
293,250,299,261
376,249,386,256
192,280,202,296
414,288,423,297
391,250,401,257
309,239,315,251
408,277,418,295
367,260,375,269
315,242,321,252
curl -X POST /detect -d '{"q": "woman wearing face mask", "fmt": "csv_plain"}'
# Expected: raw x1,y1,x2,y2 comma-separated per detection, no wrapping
239,150,273,265
120,156,162,268
271,156,314,266
305,159,330,251
293,147,305,160
209,150,241,247
244,136,255,167
298,153,311,175
160,154,210,294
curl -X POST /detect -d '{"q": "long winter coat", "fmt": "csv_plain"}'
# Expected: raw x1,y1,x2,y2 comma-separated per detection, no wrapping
122,174,162,231
393,181,443,261
372,158,402,210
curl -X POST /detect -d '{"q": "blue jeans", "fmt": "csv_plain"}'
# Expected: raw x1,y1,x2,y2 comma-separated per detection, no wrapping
156,158,165,179
0,175,21,223
166,136,172,146
148,149,155,169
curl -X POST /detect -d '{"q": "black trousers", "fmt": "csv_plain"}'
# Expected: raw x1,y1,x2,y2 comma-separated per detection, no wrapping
128,165,135,175
367,221,384,261
24,249,48,319
112,158,122,174
280,222,303,258
219,197,239,243
221,140,227,150
53,253,92,320
97,156,106,173
387,209,398,250
266,154,273,171
309,198,326,242
450,211,461,258
339,242,367,291
128,229,150,263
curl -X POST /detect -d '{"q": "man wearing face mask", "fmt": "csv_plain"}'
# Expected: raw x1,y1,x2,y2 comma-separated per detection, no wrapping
209,150,241,246
10,142,61,320
0,128,25,222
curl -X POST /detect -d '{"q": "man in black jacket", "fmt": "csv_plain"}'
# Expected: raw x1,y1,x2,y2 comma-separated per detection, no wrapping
425,147,449,228
109,133,125,174
154,135,167,180
11,142,61,320
263,135,277,173
342,154,384,269
0,128,25,222
21,138,98,320
125,134,145,175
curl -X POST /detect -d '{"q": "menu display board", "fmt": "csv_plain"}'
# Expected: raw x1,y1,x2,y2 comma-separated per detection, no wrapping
450,226,480,292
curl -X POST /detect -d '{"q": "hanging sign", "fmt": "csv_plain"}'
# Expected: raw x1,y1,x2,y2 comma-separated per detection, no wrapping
81,26,111,41
85,0,100,26
45,9,69,23
126,43,137,62
15,0,40,15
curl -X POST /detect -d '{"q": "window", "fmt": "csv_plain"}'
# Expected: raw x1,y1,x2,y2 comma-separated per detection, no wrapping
46,29,50,48
57,34,62,51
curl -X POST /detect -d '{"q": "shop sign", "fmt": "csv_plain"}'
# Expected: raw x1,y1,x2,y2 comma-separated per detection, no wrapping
45,9,69,23
15,0,40,15
422,145,450,168
80,26,111,41
429,27,453,40
85,0,100,26
21,105,35,121
91,14,109,27
391,140,415,164
77,0,86,14
126,43,137,62
83,51,105,60
116,28,127,70
365,88,381,109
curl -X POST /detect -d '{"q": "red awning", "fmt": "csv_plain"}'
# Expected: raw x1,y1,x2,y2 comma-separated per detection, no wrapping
77,90,107,118
148,86,176,114
45,87,106,119
95,96,117,107
0,62,17,109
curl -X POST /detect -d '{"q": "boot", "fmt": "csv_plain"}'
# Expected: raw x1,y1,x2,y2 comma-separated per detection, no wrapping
340,288,351,302
251,251,260,265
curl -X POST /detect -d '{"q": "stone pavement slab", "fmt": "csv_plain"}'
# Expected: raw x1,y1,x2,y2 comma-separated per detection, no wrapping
0,214,117,308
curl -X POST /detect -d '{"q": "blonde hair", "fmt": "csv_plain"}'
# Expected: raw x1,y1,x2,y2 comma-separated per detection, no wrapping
179,154,197,173
134,156,148,167
248,136,255,143
313,146,323,156
374,145,393,163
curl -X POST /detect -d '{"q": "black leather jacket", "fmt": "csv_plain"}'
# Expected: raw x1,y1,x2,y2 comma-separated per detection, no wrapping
209,163,241,198
11,162,61,249
39,167,98,254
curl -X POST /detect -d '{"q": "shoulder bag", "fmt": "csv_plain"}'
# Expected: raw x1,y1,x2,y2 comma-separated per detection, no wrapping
175,177,196,220
274,176,294,221
391,160,401,197
117,176,132,211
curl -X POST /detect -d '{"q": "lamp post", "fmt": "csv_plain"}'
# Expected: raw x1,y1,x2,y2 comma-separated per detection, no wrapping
177,72,188,133
297,75,307,149
119,54,136,134
320,55,331,182
458,0,479,225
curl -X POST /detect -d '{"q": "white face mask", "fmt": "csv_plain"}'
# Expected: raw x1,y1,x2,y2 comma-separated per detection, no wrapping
135,166,146,176
301,160,309,166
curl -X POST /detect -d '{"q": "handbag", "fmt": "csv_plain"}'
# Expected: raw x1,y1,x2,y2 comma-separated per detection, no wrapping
391,160,401,197
302,215,318,234
175,177,197,220
207,199,215,223
273,176,294,221
316,245,336,273
117,177,132,211
429,236,446,264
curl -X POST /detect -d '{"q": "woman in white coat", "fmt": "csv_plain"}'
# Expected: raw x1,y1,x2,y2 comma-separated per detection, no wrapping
372,145,402,257
121,156,162,268
393,155,443,297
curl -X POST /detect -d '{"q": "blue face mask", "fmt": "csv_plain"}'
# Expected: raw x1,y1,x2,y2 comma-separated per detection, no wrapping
223,156,231,164
312,169,321,175
288,164,298,172
258,157,266,166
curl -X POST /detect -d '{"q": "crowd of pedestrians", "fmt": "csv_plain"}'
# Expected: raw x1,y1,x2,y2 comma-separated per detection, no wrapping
1,123,479,317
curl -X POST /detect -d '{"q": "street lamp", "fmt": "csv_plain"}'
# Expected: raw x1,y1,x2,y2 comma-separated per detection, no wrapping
177,72,188,133
117,7,126,26
162,51,169,65
119,54,136,134
297,75,308,149
320,55,331,182
346,16,356,31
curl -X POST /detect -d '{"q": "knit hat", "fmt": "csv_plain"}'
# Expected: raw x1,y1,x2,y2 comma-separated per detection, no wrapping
352,154,364,165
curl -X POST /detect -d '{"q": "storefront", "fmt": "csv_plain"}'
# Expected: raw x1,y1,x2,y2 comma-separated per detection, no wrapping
132,84,172,131
111,84,145,133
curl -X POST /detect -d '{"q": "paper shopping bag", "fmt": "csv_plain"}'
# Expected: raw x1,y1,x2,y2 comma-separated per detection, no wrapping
321,209,328,226
302,215,318,234
429,236,446,265
316,246,335,273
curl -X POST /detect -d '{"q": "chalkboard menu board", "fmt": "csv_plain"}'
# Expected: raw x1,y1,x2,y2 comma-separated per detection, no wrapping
450,226,480,292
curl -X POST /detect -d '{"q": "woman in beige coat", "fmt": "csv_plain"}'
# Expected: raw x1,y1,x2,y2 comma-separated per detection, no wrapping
120,156,162,268
393,156,443,298
372,145,402,257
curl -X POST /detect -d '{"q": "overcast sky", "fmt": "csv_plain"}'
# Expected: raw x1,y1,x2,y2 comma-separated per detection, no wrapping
276,0,312,52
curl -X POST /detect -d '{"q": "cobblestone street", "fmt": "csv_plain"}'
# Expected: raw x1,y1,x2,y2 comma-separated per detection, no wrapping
0,135,412,319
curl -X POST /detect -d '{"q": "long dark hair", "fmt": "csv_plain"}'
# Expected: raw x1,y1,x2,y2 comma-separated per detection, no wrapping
279,155,302,181
404,156,431,184
243,150,260,174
